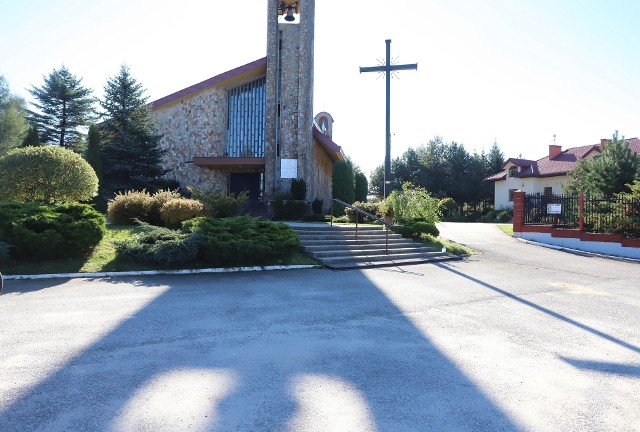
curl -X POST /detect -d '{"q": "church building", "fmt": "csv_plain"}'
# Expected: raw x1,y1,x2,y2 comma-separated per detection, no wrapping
150,0,343,211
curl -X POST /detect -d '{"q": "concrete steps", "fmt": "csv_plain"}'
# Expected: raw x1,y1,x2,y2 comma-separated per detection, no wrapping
288,223,458,269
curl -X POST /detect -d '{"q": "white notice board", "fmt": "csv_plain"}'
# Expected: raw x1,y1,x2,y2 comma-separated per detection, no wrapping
281,159,298,179
547,203,562,214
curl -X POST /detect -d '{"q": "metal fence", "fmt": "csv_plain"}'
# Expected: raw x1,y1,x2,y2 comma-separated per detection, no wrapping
524,193,640,238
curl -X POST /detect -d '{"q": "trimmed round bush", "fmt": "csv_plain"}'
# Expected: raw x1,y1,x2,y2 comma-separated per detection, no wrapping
0,201,106,260
107,190,154,224
159,198,206,228
345,201,381,223
393,219,439,240
0,146,98,203
149,189,182,225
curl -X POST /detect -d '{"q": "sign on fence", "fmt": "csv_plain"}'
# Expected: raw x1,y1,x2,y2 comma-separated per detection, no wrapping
547,203,562,214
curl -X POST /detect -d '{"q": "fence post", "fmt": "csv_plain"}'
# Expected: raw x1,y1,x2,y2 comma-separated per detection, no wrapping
512,190,526,234
579,192,584,232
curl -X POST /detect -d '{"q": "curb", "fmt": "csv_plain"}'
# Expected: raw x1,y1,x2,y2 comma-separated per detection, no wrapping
2,265,320,281
515,237,640,263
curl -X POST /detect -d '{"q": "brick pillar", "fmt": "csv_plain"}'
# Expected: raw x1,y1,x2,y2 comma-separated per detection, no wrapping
513,191,525,233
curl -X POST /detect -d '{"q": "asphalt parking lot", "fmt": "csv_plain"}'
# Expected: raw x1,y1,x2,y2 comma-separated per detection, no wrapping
0,223,638,431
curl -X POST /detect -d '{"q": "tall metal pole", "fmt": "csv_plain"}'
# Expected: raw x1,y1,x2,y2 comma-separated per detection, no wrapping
385,40,391,198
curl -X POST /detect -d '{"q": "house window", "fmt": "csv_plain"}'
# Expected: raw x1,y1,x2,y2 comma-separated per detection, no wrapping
543,187,552,196
508,189,518,202
508,166,518,177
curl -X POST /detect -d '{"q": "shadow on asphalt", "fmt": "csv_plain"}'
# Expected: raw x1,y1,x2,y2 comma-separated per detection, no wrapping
559,357,640,377
0,271,520,431
436,263,640,355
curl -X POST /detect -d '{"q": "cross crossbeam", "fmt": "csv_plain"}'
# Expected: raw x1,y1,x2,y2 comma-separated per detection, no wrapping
360,39,417,198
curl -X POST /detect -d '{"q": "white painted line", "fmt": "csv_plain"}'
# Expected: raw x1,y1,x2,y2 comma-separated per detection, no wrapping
3,265,320,281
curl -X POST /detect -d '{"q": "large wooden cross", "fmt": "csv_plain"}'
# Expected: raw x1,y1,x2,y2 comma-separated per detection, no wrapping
360,39,417,198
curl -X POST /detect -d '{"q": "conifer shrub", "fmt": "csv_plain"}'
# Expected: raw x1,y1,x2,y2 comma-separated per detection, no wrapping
115,224,200,266
0,242,10,263
290,178,307,200
0,146,98,203
392,219,440,240
159,198,206,228
107,190,154,224
182,216,299,267
312,198,323,215
0,201,106,260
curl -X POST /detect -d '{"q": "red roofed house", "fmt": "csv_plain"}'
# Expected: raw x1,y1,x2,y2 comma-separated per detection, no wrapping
486,138,640,209
150,0,343,211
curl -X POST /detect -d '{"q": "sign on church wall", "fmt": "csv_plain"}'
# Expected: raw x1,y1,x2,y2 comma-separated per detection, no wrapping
281,159,298,179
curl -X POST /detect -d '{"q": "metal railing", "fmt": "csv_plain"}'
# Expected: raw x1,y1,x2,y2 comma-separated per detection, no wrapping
524,193,640,237
330,199,395,254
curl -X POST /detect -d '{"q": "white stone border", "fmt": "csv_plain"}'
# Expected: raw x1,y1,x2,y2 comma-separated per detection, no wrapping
3,265,320,281
516,237,640,263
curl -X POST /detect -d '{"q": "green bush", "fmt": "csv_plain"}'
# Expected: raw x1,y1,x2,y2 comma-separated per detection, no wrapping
290,178,307,200
392,219,439,240
380,182,441,224
182,216,299,267
272,200,308,220
159,198,206,228
188,187,248,217
311,198,323,215
497,211,511,223
344,201,381,223
0,242,11,263
479,210,497,223
107,190,154,225
0,201,106,260
149,189,182,225
302,214,326,222
0,146,98,203
116,224,200,266
331,215,350,224
439,198,457,217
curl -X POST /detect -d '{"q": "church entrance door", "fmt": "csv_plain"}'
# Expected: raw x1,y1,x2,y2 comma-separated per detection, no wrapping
229,173,262,200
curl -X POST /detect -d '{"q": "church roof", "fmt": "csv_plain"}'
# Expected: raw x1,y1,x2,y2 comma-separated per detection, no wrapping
151,57,267,108
313,126,344,162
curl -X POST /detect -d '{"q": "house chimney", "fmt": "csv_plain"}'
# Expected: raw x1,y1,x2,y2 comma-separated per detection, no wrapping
549,145,562,159
600,138,608,147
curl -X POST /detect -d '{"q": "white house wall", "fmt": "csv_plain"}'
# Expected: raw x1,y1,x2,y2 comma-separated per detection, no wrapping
494,170,569,209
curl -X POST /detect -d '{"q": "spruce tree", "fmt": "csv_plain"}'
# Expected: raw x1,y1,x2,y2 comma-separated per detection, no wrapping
100,65,167,198
27,66,94,150
85,124,103,184
21,124,42,147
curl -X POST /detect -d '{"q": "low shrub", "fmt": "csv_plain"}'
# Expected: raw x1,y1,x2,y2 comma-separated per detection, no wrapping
272,200,308,220
107,190,154,225
0,201,106,260
479,210,497,223
159,198,206,228
439,198,457,217
182,216,299,267
149,189,183,225
392,218,439,240
345,201,381,223
115,224,200,266
497,210,512,223
302,214,326,222
331,215,350,224
311,198,323,215
188,187,248,217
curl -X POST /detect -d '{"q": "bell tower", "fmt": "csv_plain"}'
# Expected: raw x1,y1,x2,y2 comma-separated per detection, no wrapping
265,0,316,198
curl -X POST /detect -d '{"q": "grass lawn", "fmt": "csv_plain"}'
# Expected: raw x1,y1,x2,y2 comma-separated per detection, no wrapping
496,223,514,236
1,224,317,276
420,234,473,256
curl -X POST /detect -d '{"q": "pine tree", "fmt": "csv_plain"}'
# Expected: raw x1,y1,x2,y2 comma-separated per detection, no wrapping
85,124,103,184
26,66,94,149
486,140,505,176
21,124,42,147
100,65,167,198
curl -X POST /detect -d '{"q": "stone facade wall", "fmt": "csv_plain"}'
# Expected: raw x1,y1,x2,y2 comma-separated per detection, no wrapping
310,139,334,209
265,0,316,199
153,87,228,191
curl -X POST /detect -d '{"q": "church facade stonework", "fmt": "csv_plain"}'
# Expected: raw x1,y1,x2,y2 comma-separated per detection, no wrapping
151,0,343,210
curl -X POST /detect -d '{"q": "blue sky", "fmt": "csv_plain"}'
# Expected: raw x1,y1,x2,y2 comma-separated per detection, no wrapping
1,0,638,175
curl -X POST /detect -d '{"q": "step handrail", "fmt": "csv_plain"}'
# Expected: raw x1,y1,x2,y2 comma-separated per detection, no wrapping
330,198,394,254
